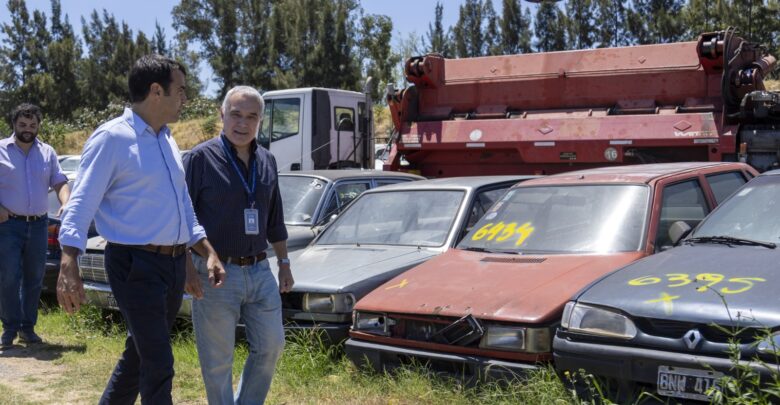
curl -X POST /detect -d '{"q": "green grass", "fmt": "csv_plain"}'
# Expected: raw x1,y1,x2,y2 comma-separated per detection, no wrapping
1,304,580,404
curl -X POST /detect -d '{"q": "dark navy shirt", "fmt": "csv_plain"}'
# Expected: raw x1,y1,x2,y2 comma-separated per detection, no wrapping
184,134,287,258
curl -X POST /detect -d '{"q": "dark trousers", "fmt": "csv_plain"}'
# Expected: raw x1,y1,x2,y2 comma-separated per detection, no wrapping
99,243,185,405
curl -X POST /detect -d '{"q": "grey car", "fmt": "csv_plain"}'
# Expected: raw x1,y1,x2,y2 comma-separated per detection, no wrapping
281,176,537,342
77,170,422,317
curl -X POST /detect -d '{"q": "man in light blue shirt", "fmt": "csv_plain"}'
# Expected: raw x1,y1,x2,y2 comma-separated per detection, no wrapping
0,103,70,349
57,55,226,405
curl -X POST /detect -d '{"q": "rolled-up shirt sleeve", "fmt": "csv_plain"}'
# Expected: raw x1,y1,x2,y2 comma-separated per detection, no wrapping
58,131,116,253
266,156,287,243
48,152,68,187
182,152,207,246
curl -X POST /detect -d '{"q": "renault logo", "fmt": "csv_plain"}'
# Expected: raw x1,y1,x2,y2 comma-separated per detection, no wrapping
683,329,702,349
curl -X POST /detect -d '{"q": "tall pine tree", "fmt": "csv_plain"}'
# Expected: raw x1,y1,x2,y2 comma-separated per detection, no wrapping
500,0,532,54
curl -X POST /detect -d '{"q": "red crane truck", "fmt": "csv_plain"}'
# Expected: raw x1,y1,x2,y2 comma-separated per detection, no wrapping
383,28,780,177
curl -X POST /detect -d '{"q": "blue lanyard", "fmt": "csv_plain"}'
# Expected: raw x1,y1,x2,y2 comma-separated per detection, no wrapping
220,135,256,207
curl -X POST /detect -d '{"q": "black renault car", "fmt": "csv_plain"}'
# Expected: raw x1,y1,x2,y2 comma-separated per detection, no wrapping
554,169,780,403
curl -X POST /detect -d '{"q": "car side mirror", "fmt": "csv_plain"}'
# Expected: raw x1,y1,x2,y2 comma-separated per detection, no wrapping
668,221,692,246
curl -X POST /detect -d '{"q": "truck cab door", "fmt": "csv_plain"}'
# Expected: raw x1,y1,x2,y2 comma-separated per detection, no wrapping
261,96,304,171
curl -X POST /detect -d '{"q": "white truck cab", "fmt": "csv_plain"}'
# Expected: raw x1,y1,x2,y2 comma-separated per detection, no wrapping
259,87,374,171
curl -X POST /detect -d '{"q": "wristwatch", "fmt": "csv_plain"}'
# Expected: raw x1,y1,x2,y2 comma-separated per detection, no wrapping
277,258,290,265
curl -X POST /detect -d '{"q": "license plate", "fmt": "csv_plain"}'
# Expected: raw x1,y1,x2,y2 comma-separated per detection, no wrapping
657,365,723,401
106,294,118,309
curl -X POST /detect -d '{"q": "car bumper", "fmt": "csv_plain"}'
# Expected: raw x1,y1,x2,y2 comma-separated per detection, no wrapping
41,259,60,294
345,338,539,380
83,281,193,318
283,321,350,343
553,333,780,385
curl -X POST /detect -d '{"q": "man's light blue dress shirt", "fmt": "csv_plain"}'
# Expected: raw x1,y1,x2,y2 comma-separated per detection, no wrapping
0,135,67,216
59,108,206,253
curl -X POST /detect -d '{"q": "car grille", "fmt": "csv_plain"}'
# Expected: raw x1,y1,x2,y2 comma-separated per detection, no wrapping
636,318,760,344
281,292,305,310
391,316,482,347
79,253,108,283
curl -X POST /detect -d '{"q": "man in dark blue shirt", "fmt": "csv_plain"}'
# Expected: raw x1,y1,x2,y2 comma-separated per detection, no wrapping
184,85,293,404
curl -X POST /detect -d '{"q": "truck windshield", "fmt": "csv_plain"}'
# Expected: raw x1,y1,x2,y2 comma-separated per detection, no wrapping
317,190,464,247
279,176,327,225
691,175,780,244
458,185,649,254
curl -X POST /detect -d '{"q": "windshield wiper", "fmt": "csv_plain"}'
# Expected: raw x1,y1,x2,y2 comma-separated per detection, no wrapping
461,246,522,254
685,235,776,249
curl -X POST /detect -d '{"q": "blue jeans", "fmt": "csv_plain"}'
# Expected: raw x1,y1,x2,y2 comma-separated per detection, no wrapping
99,243,185,405
0,216,47,336
192,254,284,405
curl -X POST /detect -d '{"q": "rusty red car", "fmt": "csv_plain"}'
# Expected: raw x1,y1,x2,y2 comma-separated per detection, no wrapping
345,162,757,379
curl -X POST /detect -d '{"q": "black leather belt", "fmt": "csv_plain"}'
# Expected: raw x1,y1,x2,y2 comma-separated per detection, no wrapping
219,252,267,266
9,213,46,222
110,242,188,257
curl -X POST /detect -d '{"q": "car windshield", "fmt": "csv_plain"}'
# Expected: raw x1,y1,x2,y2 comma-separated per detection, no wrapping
692,175,780,244
458,184,649,254
317,190,465,247
60,157,80,172
279,176,328,225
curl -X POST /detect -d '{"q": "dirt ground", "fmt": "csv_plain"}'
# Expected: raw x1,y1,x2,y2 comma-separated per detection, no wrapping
0,342,94,404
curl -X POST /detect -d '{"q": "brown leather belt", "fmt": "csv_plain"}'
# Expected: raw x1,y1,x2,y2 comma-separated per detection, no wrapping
219,252,267,266
9,213,46,222
110,242,188,257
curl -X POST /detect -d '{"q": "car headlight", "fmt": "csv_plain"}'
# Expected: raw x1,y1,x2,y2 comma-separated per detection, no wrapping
302,293,355,313
757,332,780,355
561,301,637,339
352,311,392,335
479,326,551,353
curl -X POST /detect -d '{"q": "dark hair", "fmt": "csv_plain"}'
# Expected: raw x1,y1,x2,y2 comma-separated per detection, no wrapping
128,54,187,103
11,103,42,125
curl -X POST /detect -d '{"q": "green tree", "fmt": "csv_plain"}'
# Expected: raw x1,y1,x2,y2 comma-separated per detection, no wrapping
565,0,594,49
453,0,484,57
535,1,566,51
483,0,501,55
500,0,532,54
630,0,684,44
593,0,629,47
173,0,241,98
423,2,451,57
360,14,398,100
153,21,168,55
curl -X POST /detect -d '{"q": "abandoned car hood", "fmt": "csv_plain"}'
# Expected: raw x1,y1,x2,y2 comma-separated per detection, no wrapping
356,248,645,323
575,244,780,327
290,244,441,296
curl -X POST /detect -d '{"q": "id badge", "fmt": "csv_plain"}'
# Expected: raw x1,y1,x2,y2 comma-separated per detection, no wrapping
244,208,259,235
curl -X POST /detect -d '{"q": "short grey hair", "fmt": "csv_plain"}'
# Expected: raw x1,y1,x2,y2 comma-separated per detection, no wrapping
221,85,265,116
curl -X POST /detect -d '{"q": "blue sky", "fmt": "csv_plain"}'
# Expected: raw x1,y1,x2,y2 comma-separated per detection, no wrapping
2,0,501,95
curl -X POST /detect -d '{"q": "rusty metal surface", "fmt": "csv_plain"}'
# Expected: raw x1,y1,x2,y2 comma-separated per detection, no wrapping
385,30,775,177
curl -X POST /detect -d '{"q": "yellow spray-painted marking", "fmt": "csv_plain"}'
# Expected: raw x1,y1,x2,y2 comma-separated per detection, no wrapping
471,221,535,246
385,279,408,290
644,292,680,315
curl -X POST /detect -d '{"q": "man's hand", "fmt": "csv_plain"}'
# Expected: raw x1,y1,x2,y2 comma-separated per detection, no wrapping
184,253,204,299
278,264,294,293
57,246,86,314
0,205,8,223
206,253,226,287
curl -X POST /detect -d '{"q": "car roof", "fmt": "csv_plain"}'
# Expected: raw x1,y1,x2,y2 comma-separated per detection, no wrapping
760,168,780,177
279,170,424,182
516,162,750,187
363,175,538,192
